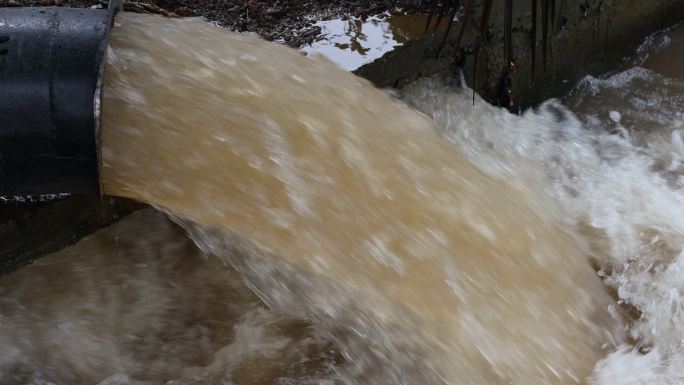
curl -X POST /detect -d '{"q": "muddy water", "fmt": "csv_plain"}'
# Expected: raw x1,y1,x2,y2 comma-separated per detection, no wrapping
99,13,617,385
1,11,682,385
0,209,339,385
403,23,684,385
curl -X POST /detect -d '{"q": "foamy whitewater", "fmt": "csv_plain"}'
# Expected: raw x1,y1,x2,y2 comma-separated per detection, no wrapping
0,12,682,385
403,24,684,385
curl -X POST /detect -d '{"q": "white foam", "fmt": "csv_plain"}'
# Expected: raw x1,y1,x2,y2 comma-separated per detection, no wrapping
403,65,684,384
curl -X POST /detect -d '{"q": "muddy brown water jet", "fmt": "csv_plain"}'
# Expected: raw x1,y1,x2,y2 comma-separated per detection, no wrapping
95,12,621,385
2,10,683,384
0,209,340,385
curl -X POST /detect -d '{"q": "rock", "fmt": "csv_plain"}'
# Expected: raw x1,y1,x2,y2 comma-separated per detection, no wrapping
265,7,285,18
39,0,54,5
139,2,172,17
6,0,21,6
123,2,145,13
176,7,190,16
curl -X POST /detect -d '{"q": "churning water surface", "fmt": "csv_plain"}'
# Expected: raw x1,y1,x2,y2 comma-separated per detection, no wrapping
1,13,683,385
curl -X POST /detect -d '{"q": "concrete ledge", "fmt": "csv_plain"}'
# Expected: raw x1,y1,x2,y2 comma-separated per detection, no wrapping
356,0,684,109
0,196,142,275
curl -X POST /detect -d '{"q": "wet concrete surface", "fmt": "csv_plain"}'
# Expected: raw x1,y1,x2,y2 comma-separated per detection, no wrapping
353,0,684,109
0,196,142,275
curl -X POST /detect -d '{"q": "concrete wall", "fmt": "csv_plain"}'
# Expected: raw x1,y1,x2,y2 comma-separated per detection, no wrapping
0,196,141,275
356,0,684,109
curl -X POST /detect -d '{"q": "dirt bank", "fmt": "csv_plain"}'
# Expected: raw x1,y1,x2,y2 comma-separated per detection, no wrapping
2,0,433,46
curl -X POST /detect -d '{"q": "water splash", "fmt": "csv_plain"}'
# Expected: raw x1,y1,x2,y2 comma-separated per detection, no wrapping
0,209,339,385
2,12,683,385
403,24,684,385
100,13,619,385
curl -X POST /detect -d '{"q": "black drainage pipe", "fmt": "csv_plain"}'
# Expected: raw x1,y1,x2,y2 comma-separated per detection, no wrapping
0,1,121,197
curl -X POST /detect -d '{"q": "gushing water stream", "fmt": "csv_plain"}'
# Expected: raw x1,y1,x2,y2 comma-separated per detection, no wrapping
1,13,683,385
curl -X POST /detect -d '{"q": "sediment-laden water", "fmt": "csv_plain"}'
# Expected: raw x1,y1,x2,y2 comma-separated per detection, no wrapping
1,13,682,385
